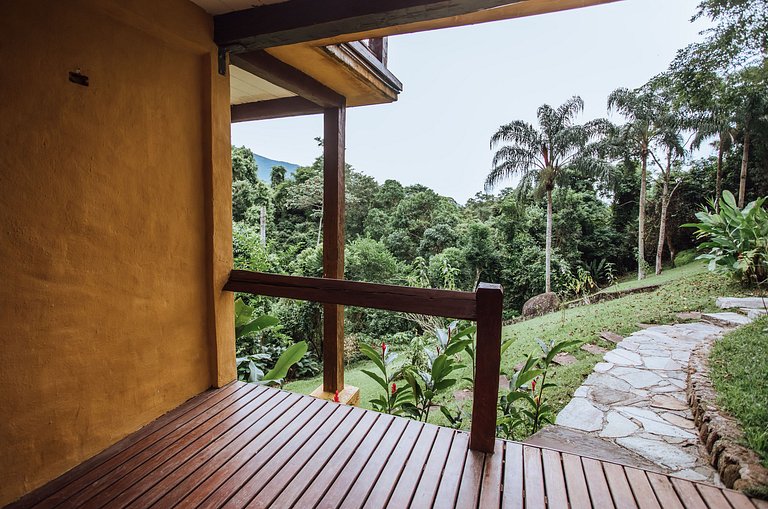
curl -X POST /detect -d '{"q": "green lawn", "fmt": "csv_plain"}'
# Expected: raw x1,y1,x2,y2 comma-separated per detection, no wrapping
285,262,745,429
710,316,768,471
601,261,706,293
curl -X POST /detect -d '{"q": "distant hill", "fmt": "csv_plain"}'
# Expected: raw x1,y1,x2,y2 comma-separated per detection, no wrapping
254,154,300,182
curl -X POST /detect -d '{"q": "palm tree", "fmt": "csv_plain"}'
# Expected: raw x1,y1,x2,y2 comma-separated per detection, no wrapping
690,106,736,212
607,87,672,280
651,128,685,275
486,96,596,293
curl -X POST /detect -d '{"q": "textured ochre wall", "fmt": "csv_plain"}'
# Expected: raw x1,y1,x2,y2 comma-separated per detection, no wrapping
0,0,234,504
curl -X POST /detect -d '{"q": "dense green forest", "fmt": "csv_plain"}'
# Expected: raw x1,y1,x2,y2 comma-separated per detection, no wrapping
232,0,768,382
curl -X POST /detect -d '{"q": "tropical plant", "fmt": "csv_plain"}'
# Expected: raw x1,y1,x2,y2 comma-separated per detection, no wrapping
586,258,617,287
565,267,597,304
359,342,413,415
497,338,581,439
401,324,471,422
686,191,768,284
486,96,600,293
234,297,308,385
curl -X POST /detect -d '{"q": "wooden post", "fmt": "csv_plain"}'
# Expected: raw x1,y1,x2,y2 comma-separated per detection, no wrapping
322,105,346,393
469,282,503,453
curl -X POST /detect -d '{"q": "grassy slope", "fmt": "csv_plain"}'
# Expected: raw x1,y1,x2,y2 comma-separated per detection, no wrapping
710,316,768,468
285,262,745,427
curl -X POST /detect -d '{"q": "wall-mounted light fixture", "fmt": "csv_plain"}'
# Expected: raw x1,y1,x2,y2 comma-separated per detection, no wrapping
68,69,89,87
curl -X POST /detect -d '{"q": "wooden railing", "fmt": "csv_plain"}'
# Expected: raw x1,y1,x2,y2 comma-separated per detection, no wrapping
224,269,503,453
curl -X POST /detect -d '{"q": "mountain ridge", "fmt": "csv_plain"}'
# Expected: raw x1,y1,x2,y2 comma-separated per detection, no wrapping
254,154,299,182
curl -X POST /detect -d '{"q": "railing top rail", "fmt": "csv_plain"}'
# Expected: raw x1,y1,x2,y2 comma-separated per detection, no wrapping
225,270,478,319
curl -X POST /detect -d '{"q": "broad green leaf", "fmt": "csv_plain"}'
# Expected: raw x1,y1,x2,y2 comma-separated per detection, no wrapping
236,314,279,338
262,341,307,381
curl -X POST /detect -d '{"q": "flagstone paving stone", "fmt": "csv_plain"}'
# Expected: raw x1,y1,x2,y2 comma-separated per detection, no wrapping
551,317,740,485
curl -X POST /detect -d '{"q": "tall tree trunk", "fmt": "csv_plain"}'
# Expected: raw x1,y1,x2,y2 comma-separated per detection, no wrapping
665,229,676,264
545,188,552,293
638,153,648,280
655,172,670,276
738,129,750,208
715,137,724,212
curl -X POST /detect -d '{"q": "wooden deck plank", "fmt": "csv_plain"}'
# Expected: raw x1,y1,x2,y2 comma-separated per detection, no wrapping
237,403,356,508
384,424,440,508
9,384,766,509
723,489,761,509
103,388,279,508
83,386,270,508
501,442,524,509
562,453,592,509
603,463,639,509
523,445,546,509
623,467,661,509
262,406,373,508
477,439,504,509
697,483,736,509
582,457,616,509
6,383,235,509
21,382,250,509
542,448,569,508
319,415,408,509
360,419,426,509
645,473,684,509
409,427,455,508
144,390,301,508
160,393,318,508
295,412,394,509
432,430,470,509
195,398,332,508
454,448,485,509
670,478,708,509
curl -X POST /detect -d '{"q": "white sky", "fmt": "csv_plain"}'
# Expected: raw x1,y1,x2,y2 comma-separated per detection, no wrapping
231,0,710,203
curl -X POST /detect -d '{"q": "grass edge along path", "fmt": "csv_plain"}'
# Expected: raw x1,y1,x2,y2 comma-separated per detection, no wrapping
710,316,768,470
285,263,746,430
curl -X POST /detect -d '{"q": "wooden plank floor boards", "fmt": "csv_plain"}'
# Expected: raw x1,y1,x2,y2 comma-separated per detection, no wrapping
6,382,764,509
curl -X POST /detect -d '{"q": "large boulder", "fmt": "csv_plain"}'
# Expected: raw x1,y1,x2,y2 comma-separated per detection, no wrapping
522,292,561,318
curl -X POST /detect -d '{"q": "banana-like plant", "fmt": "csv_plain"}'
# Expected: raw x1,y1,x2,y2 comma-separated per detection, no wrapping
234,297,307,386
686,191,767,284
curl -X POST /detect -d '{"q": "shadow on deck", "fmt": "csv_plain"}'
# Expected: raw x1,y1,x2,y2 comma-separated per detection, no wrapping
8,381,764,509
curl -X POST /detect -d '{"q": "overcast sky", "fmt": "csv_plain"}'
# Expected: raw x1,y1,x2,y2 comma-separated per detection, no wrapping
231,0,710,203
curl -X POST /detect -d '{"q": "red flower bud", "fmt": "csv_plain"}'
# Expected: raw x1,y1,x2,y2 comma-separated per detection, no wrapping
391,383,397,395
381,342,387,356
531,379,537,393
333,390,340,403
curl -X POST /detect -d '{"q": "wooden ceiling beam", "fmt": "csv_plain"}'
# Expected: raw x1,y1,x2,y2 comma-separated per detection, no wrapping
215,0,524,52
231,97,324,123
230,51,345,108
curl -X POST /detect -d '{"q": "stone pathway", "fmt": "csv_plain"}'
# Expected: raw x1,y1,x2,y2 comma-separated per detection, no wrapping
555,314,754,485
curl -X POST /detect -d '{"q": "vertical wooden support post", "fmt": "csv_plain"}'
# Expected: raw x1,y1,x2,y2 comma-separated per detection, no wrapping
322,104,346,393
470,282,503,453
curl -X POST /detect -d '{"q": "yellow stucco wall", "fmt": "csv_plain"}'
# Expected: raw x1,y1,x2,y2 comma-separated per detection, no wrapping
0,0,234,504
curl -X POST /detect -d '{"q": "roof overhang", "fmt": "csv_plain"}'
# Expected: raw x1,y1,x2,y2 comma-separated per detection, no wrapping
211,0,622,52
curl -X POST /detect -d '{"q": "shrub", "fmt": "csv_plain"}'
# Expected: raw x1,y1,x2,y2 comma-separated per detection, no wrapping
673,248,698,267
686,191,768,284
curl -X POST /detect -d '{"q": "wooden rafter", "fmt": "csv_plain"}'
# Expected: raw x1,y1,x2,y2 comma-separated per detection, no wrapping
230,97,324,122
230,51,344,108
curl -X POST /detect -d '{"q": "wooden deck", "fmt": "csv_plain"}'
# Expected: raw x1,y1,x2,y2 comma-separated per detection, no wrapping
8,381,765,509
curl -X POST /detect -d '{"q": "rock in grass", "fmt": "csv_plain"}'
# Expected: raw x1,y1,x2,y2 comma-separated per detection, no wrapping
599,331,623,344
522,292,561,318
